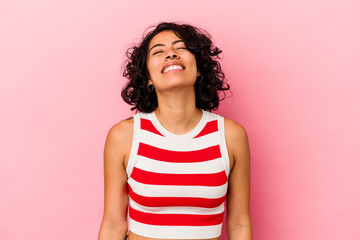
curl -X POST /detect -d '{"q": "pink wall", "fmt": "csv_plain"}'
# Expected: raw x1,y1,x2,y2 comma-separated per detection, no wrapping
1,0,359,239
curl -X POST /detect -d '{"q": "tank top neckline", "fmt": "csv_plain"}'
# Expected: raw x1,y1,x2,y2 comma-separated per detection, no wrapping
148,109,208,139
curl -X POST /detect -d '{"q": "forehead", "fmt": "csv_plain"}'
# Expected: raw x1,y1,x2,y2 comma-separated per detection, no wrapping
148,30,182,48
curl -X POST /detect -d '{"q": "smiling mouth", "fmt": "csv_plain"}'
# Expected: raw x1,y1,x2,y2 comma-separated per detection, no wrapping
162,64,185,74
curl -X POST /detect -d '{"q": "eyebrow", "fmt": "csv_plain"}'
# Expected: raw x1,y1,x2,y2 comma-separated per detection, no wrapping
148,40,184,53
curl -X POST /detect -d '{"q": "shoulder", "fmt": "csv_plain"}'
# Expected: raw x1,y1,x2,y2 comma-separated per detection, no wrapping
107,117,134,140
223,118,249,143
108,116,134,136
105,116,134,156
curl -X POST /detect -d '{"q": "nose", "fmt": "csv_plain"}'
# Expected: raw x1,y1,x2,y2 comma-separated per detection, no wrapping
165,48,179,60
166,54,177,60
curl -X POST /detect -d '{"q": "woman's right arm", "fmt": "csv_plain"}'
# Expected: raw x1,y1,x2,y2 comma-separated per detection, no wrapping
98,119,133,240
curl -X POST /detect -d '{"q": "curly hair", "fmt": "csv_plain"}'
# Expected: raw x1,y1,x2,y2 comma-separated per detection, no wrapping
121,21,230,113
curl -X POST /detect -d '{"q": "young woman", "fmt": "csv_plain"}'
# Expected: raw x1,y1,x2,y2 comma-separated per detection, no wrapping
98,22,252,240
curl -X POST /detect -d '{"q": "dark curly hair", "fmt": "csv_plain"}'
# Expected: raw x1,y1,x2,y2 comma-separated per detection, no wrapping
121,21,230,113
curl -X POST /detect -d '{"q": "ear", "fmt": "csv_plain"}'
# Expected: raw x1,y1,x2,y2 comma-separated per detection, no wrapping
197,71,201,77
147,79,153,86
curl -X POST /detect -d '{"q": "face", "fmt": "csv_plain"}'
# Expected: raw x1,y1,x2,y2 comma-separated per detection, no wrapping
146,30,200,92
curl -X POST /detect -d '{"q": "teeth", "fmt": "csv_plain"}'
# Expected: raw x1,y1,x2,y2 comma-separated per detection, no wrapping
163,65,184,73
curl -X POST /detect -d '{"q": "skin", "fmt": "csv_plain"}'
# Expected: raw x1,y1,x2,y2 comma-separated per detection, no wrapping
98,30,252,240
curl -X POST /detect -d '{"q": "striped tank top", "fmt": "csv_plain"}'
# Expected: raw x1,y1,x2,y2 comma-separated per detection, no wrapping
126,109,230,239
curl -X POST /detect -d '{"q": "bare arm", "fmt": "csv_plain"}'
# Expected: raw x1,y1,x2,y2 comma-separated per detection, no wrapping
225,119,252,240
98,119,133,240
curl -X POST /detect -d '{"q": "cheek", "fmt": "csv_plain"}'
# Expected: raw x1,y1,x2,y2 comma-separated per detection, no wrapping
186,53,197,66
147,59,161,76
188,56,198,73
146,63,156,78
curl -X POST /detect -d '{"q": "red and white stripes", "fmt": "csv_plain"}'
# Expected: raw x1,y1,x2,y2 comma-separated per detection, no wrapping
126,109,230,239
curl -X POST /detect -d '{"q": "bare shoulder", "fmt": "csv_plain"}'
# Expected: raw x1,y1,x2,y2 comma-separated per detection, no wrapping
223,118,250,170
224,118,249,143
107,116,134,142
104,116,134,167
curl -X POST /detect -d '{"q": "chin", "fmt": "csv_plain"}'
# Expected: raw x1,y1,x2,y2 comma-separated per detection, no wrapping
161,83,196,92
163,76,196,84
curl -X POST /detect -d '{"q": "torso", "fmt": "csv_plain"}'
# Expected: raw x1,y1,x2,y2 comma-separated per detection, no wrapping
119,113,235,240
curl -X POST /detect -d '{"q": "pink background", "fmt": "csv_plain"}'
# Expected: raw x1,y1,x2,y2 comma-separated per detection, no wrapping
1,0,359,239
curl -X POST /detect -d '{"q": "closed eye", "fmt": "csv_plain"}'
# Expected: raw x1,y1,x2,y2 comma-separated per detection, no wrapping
153,47,186,55
153,50,163,55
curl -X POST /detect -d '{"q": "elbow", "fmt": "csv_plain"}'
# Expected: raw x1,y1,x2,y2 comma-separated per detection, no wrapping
98,219,128,240
227,222,252,232
226,222,253,240
226,216,252,232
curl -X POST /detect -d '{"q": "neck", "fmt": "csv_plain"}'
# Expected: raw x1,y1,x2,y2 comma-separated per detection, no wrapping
154,87,203,135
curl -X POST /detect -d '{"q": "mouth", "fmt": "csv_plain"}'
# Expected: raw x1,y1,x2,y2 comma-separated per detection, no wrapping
162,64,185,74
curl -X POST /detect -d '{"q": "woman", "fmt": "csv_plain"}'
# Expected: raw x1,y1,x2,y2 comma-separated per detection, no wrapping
98,22,252,240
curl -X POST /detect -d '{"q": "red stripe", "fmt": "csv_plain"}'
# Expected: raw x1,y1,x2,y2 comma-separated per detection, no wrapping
194,120,218,138
131,167,227,186
128,185,226,208
140,118,164,136
137,143,221,162
129,205,224,226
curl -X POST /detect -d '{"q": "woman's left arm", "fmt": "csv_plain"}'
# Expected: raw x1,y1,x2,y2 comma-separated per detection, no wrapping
224,118,252,240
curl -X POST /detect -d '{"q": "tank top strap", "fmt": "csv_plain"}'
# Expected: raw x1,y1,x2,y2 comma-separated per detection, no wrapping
217,114,231,176
126,112,141,177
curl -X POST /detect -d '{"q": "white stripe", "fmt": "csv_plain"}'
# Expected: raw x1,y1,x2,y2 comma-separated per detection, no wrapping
126,113,140,177
218,116,231,176
129,218,222,239
140,129,220,151
129,197,225,215
134,155,225,174
128,178,228,198
206,111,219,121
